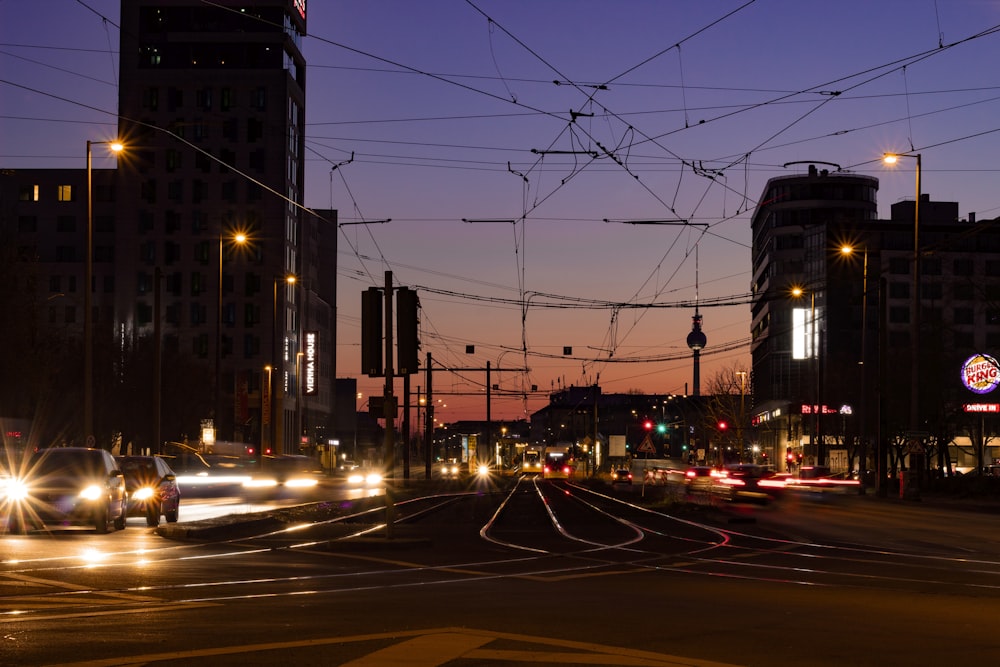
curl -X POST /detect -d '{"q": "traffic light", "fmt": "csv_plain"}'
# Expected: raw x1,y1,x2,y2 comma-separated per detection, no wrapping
657,423,667,434
643,420,653,431
361,287,383,377
396,287,419,375
717,420,728,431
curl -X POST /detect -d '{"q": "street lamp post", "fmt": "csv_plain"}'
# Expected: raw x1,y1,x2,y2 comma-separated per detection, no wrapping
841,245,869,492
85,139,123,446
270,274,296,459
884,152,922,497
215,232,247,444
791,286,821,465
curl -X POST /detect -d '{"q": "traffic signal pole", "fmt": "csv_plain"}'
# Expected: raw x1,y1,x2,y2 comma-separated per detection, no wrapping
382,271,396,539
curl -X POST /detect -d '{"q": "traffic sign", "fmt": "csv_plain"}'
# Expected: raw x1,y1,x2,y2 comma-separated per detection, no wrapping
636,434,655,454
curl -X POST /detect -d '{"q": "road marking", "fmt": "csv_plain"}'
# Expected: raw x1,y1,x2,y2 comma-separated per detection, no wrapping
0,572,215,621
58,626,744,667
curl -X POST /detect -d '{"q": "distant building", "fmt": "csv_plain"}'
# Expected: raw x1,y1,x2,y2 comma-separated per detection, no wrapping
750,163,1000,474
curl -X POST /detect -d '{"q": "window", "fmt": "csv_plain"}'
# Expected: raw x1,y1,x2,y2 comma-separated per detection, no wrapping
57,185,73,202
954,259,974,276
954,308,974,325
137,272,152,295
922,283,943,300
164,242,181,265
56,246,76,262
141,179,157,204
196,88,212,110
49,276,61,292
191,304,207,325
245,303,259,326
889,257,909,275
220,87,232,111
18,216,37,232
954,283,975,301
166,149,181,172
57,215,76,232
922,258,941,276
888,282,909,300
19,185,39,201
142,87,159,110
987,260,1000,277
194,333,209,358
252,87,266,110
167,87,183,111
191,271,204,295
165,210,181,234
222,180,237,202
247,118,263,142
889,306,909,324
139,210,155,233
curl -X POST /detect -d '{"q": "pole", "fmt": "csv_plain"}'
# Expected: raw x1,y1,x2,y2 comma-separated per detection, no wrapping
403,373,411,480
485,361,491,468
909,155,922,497
84,141,94,445
425,352,433,480
153,268,162,455
858,248,868,494
382,270,396,538
215,232,223,440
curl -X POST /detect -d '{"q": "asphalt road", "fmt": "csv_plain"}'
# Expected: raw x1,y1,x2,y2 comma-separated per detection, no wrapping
3,476,1000,666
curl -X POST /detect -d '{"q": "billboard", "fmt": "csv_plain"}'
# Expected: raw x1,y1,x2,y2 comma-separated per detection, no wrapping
303,330,318,396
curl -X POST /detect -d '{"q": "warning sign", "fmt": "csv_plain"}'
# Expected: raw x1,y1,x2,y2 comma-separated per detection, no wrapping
636,434,655,454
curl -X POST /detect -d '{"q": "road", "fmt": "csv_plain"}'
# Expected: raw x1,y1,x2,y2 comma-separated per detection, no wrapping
2,475,1000,666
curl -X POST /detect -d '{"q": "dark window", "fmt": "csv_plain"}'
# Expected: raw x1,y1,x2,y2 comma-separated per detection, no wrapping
922,258,941,276
954,308,974,325
57,215,75,232
18,216,37,232
888,282,909,300
889,306,909,324
954,259,974,276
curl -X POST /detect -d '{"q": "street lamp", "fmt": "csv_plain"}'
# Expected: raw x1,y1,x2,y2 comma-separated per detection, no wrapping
85,139,123,446
884,152,922,498
270,274,297,459
215,231,248,443
841,245,870,492
791,285,822,465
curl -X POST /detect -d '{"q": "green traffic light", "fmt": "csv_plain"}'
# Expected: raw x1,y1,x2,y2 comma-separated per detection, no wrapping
657,424,667,434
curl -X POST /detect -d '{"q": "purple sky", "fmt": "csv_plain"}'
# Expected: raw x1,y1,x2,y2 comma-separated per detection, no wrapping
3,1,1000,422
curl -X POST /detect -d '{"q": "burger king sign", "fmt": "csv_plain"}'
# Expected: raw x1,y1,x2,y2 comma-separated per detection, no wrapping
962,353,1000,394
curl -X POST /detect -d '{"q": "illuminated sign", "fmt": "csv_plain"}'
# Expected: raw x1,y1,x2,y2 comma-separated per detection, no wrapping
303,331,318,396
962,353,1000,394
964,403,1000,413
801,404,840,415
293,0,305,18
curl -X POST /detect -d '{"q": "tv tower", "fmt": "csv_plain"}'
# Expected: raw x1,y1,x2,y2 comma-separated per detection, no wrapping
686,245,707,395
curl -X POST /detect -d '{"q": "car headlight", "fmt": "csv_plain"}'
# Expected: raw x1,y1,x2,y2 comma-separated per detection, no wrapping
2,478,29,502
133,487,155,501
365,472,383,486
79,484,103,501
477,465,489,476
347,473,364,485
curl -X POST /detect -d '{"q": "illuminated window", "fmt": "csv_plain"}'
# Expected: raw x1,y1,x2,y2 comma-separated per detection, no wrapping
57,185,73,201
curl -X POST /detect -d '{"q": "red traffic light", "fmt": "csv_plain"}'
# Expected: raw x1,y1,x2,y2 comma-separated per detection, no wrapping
717,421,728,431
643,420,653,431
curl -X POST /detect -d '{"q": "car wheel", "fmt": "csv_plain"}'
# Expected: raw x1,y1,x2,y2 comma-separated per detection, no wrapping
114,504,127,531
94,506,110,534
165,505,178,523
146,502,161,527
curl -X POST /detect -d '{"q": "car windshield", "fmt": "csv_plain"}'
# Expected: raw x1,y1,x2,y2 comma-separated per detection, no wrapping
119,458,158,479
32,450,107,477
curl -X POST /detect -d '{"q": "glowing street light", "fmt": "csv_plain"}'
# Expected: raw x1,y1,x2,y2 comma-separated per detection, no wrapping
883,152,922,498
85,139,124,445
215,230,249,441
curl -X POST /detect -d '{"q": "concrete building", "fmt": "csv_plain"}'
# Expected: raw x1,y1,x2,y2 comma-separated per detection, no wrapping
115,0,315,453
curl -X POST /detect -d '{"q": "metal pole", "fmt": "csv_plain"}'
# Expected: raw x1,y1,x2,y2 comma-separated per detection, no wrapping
216,232,223,439
383,271,395,538
84,141,94,445
425,352,433,480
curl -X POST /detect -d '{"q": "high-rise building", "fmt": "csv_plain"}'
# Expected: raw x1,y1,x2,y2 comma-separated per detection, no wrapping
116,0,310,453
749,164,879,468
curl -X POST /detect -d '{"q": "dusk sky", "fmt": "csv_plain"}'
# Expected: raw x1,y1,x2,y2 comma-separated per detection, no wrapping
3,1,1000,423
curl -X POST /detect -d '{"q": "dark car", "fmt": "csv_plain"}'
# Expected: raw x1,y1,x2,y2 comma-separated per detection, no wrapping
3,447,127,534
717,464,772,502
611,468,633,485
117,455,180,526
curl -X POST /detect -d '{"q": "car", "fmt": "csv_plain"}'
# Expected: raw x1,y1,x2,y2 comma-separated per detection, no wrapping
716,464,772,502
439,462,462,479
3,447,127,534
117,455,181,526
683,466,718,495
611,468,633,484
346,469,384,487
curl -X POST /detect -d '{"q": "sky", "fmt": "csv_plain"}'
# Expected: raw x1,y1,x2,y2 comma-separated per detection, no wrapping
3,1,1000,424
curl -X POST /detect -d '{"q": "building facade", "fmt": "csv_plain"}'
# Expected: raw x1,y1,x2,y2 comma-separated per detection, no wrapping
116,0,312,453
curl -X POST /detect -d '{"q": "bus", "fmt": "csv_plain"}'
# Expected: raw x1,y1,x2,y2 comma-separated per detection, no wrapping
522,446,543,474
543,444,573,479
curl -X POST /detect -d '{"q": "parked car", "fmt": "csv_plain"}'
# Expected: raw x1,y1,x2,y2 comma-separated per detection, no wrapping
611,468,633,485
117,455,180,526
4,447,127,534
